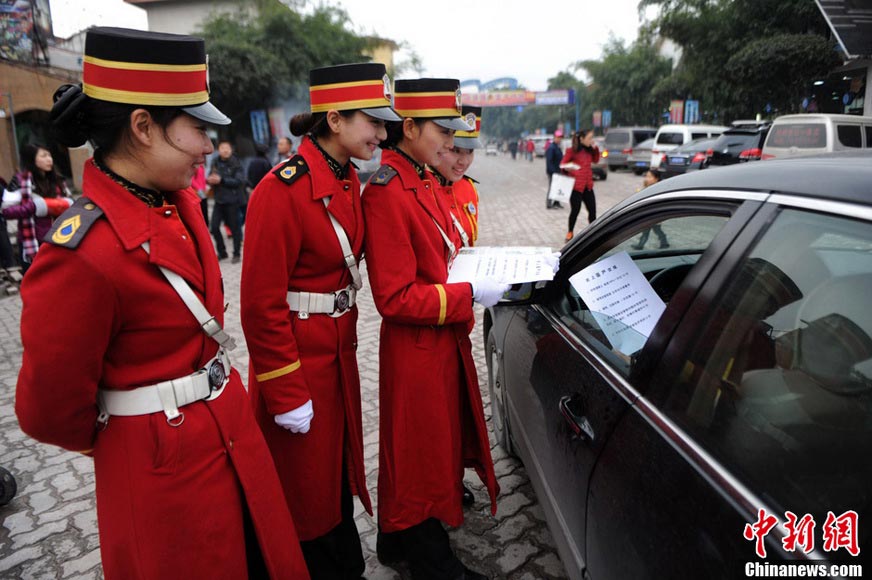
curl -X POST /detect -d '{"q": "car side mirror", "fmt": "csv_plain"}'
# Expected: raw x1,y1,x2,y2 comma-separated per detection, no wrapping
498,280,551,305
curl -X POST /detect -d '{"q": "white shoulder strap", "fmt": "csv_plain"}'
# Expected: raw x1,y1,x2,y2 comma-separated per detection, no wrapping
322,197,363,290
449,213,470,248
430,217,459,269
141,242,237,351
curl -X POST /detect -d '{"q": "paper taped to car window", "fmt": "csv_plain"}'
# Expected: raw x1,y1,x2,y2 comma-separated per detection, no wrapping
569,251,666,355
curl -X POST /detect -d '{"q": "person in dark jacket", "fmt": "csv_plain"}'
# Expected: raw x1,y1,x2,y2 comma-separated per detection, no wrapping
246,142,273,191
207,140,246,262
545,130,564,209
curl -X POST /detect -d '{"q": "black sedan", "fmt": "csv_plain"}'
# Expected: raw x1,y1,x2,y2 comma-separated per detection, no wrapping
707,122,772,167
658,137,719,179
484,153,872,580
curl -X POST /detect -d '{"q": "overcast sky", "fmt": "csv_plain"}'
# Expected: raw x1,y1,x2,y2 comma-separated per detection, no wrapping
48,0,654,90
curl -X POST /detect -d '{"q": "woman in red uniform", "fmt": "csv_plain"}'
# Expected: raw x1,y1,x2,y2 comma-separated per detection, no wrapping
362,78,506,580
431,105,482,249
14,27,308,579
561,128,600,241
240,63,400,579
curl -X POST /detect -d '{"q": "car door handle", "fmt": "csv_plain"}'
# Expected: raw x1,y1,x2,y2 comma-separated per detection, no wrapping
559,395,595,441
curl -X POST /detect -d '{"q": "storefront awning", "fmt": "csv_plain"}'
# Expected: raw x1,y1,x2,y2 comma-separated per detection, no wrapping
815,0,872,58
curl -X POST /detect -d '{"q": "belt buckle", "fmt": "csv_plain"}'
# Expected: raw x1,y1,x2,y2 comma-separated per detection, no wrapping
334,289,350,313
207,357,226,391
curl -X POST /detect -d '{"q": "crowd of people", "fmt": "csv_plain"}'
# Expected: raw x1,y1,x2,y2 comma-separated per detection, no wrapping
11,26,512,580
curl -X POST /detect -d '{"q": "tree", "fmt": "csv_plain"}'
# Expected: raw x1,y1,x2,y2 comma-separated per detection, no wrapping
199,2,370,124
577,37,673,126
640,0,839,119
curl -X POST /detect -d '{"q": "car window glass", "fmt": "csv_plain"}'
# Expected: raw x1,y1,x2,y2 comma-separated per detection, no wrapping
691,132,708,140
865,126,872,147
767,124,826,148
659,208,872,519
657,132,684,145
551,214,730,375
606,133,630,145
837,124,862,148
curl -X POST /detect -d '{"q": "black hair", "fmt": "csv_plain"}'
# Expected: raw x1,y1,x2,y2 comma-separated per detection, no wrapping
381,118,426,148
20,143,65,198
572,128,595,153
289,111,356,140
50,84,185,154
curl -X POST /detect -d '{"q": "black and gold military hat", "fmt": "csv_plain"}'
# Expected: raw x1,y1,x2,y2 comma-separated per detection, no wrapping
82,27,229,125
393,78,474,131
454,105,482,149
310,62,401,122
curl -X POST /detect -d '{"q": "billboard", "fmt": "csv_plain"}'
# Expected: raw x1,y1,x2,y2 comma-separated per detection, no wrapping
0,0,51,63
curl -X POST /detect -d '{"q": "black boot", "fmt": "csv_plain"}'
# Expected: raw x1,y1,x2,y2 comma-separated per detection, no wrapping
459,565,489,580
376,528,405,565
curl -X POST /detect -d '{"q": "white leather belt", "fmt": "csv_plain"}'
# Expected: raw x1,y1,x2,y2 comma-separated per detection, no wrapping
287,284,357,319
96,350,231,426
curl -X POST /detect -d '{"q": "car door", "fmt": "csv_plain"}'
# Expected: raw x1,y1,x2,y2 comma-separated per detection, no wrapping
586,197,872,578
500,193,763,579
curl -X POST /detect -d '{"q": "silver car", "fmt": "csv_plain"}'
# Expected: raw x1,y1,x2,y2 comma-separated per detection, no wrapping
627,137,655,175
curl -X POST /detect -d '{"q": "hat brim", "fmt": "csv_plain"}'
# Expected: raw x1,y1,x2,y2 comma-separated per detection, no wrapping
453,137,481,149
363,106,402,122
183,101,231,125
434,117,475,131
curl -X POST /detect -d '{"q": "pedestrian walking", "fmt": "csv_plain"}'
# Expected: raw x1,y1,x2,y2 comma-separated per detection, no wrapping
14,26,309,580
431,105,482,249
545,129,564,209
1,144,73,273
632,169,669,250
240,62,401,580
562,128,600,241
362,77,505,580
208,140,245,263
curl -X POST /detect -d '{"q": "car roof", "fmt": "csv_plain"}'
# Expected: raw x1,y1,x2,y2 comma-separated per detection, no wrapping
633,152,872,206
675,137,719,152
772,113,872,124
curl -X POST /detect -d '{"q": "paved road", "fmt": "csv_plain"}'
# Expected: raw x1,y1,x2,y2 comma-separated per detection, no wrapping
0,153,642,579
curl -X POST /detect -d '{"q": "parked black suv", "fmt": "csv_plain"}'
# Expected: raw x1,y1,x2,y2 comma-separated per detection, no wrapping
706,121,772,167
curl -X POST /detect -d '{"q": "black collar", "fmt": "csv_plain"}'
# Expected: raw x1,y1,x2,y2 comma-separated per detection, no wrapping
389,146,426,179
309,136,349,180
94,152,166,208
430,169,451,186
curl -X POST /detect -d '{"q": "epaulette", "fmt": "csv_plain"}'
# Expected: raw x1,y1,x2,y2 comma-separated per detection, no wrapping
273,155,308,185
464,175,480,185
369,165,397,186
44,197,104,249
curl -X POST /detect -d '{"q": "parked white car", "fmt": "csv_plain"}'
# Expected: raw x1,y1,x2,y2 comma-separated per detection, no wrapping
650,124,727,169
761,113,872,160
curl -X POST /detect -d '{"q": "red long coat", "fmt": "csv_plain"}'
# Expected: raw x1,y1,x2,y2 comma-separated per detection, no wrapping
240,137,371,541
362,149,498,533
15,160,309,579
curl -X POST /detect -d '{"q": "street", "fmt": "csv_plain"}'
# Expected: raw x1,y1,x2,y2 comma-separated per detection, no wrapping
0,153,643,579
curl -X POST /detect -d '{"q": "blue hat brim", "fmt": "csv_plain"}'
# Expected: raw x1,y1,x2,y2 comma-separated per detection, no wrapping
183,101,231,125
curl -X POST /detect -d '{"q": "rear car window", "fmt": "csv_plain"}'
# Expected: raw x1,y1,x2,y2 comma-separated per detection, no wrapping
632,130,656,144
866,126,872,147
690,132,708,140
606,132,630,145
767,124,826,148
712,132,759,152
657,132,684,145
837,124,862,148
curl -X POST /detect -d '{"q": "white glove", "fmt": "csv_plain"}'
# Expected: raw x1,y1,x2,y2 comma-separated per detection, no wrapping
544,251,561,274
274,400,314,434
1,189,21,210
472,278,510,308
